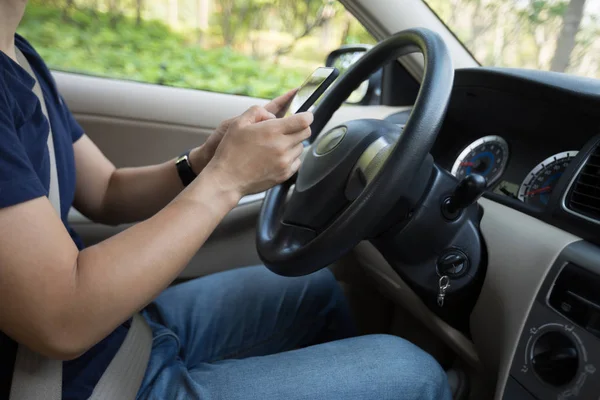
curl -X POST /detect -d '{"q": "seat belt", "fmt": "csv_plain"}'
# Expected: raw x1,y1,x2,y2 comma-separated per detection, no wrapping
11,48,63,400
10,49,153,400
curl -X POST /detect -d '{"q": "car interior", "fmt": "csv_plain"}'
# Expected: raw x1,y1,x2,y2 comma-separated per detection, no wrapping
36,0,600,398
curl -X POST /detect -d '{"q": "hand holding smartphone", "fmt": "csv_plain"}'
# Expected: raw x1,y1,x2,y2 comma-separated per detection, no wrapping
286,67,339,116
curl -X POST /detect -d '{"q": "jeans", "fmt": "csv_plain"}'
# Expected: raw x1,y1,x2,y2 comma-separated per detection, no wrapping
136,266,452,400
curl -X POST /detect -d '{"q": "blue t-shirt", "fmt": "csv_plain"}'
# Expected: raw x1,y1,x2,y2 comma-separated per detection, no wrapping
0,35,129,400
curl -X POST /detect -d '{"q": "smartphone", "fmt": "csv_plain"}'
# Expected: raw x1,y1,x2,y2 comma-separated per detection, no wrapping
286,67,339,116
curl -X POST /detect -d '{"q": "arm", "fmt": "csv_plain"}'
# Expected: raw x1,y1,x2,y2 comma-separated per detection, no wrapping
72,136,205,225
74,90,297,225
0,107,312,360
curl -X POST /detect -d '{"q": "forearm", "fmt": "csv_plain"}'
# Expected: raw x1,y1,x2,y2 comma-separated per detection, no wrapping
98,146,211,224
57,168,239,357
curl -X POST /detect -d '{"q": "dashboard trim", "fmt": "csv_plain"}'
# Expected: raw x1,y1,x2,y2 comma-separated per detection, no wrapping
506,241,600,399
472,198,579,399
561,150,600,227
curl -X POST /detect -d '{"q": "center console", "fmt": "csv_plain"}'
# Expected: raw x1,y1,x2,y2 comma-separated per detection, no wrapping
504,241,600,399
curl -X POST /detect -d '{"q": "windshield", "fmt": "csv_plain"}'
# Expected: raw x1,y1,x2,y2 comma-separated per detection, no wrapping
424,0,600,79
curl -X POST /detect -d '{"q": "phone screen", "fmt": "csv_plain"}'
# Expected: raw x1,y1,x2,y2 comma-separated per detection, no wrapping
286,67,339,116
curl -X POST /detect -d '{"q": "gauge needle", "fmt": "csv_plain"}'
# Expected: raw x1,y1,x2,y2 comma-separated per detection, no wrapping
526,186,551,196
460,162,475,167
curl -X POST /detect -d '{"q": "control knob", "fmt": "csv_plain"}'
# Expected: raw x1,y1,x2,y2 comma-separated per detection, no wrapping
531,331,579,386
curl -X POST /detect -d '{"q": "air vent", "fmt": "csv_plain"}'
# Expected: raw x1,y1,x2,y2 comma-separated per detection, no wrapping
566,144,600,221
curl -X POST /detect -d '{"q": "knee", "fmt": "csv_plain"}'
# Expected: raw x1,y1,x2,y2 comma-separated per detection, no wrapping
306,268,339,293
293,268,356,336
303,268,346,308
359,334,451,399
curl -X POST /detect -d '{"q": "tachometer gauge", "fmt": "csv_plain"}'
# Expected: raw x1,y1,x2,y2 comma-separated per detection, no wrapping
451,135,509,187
518,151,578,207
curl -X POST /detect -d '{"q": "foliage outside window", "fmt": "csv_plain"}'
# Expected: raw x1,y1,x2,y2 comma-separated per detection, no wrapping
17,0,375,99
425,0,600,78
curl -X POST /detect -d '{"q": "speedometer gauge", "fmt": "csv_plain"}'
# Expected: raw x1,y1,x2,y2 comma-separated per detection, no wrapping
451,135,509,187
518,151,578,207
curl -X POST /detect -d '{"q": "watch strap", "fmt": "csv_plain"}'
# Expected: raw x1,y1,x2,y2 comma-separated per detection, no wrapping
176,151,197,187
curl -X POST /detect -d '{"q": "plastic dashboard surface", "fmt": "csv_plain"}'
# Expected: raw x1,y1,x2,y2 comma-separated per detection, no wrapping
405,67,600,245
380,67,600,398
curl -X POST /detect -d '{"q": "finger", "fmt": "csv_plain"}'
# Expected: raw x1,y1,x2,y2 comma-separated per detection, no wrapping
262,112,313,136
288,143,305,160
216,117,236,134
265,89,298,117
222,116,236,128
289,158,302,175
285,127,311,146
240,105,277,124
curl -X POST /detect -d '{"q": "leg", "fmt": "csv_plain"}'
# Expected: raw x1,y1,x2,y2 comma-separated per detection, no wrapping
140,334,451,400
142,266,356,367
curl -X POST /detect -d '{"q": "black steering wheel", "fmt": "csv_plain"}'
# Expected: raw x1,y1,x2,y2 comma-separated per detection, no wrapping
257,28,454,276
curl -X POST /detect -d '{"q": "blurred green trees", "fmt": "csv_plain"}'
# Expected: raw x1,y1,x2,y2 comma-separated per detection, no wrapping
18,0,374,98
19,0,599,98
426,0,600,78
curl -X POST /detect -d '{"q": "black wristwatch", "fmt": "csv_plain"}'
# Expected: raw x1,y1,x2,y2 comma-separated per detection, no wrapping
175,150,197,187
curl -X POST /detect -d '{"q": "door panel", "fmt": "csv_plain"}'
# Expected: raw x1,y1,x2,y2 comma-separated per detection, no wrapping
72,115,212,168
70,202,263,279
54,72,260,130
56,71,409,277
54,71,261,167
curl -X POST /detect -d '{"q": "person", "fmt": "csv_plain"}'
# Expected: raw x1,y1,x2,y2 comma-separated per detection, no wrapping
0,1,452,399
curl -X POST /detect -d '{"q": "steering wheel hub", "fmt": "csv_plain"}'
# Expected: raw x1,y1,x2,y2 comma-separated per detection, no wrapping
314,126,347,155
284,119,401,232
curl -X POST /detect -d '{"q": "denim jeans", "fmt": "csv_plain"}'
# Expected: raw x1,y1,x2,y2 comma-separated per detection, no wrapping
136,266,452,400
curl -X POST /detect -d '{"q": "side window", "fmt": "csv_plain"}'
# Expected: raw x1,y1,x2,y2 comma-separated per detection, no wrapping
18,0,375,99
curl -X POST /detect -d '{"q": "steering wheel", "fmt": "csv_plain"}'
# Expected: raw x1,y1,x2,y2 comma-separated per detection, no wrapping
257,28,454,276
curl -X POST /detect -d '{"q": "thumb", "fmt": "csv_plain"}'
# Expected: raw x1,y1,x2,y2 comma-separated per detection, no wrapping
265,89,298,117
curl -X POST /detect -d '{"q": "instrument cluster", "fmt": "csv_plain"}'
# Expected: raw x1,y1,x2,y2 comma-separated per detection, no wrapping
451,135,578,208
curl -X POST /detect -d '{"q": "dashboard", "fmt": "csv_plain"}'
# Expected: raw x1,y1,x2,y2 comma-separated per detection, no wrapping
386,67,600,245
381,68,600,399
